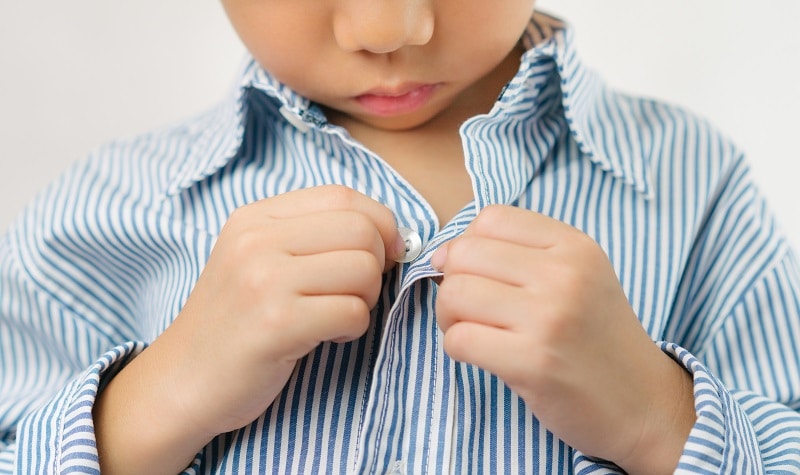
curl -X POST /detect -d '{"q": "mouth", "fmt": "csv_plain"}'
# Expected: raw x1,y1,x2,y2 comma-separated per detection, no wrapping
354,83,441,117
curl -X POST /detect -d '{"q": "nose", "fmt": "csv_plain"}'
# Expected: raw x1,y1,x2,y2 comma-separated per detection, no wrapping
333,0,434,54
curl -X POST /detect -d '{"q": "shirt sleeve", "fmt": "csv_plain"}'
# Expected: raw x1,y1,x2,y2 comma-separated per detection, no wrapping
0,229,146,474
661,157,800,473
15,344,147,474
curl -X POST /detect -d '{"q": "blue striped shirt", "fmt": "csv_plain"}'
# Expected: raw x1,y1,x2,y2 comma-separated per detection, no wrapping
2,13,800,474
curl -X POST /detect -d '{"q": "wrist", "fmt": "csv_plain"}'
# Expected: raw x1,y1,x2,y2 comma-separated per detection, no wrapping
94,329,216,474
616,353,696,474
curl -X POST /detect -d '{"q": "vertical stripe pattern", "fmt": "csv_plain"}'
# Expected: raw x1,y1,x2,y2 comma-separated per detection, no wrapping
2,12,800,474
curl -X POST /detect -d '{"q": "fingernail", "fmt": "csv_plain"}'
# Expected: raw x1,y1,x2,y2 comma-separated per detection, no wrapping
430,244,448,270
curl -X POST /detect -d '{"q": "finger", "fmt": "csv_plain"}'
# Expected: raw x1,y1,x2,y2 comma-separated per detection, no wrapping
436,274,535,331
435,235,553,287
286,295,373,354
291,250,383,307
271,210,385,258
251,185,404,262
464,205,573,248
442,321,530,386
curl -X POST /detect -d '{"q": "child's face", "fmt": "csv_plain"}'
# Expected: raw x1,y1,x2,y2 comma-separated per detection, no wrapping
221,0,536,131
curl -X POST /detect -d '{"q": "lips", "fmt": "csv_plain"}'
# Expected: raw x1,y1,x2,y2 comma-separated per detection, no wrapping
355,83,440,117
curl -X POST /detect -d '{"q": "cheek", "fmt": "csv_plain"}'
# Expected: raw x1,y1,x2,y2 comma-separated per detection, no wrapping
242,32,327,93
442,1,534,51
249,44,306,82
224,3,332,83
249,47,345,105
239,31,339,97
435,25,523,75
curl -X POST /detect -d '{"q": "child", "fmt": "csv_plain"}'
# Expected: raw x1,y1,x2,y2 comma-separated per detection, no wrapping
2,1,799,474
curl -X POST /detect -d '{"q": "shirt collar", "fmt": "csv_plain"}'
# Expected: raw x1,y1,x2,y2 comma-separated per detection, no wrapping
166,12,654,199
544,16,655,198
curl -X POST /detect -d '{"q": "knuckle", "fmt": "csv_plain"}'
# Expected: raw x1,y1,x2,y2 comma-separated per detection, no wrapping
221,234,286,288
351,249,382,276
228,228,262,257
364,281,384,310
346,214,379,247
212,226,267,272
219,209,251,240
436,275,467,315
472,205,507,233
238,264,277,297
554,263,584,290
348,250,383,306
339,297,370,334
446,237,479,264
226,205,251,224
260,297,295,337
538,304,578,342
567,229,603,261
321,184,358,208
442,324,470,361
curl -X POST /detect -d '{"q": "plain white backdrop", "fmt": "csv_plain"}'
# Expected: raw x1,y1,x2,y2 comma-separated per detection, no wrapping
1,1,799,250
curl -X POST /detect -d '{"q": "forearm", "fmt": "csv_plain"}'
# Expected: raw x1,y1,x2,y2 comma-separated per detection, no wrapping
93,328,215,475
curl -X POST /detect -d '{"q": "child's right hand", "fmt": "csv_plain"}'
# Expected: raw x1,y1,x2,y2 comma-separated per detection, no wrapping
94,185,403,474
173,184,404,434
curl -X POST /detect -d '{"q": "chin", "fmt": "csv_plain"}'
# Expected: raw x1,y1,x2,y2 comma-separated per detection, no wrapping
355,109,444,132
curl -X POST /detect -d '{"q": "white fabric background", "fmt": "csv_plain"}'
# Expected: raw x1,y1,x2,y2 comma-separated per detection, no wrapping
1,1,798,248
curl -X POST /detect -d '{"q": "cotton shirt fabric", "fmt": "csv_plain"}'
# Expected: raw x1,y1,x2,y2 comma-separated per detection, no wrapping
2,13,800,474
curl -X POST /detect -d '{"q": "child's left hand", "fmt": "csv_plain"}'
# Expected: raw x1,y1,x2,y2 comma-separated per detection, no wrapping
432,205,695,474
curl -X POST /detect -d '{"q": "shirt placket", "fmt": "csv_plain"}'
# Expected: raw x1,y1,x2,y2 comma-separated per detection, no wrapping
331,66,553,471
352,220,464,474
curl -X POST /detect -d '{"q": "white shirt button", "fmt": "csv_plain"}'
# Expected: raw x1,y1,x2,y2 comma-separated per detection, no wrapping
279,105,312,133
395,227,422,263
